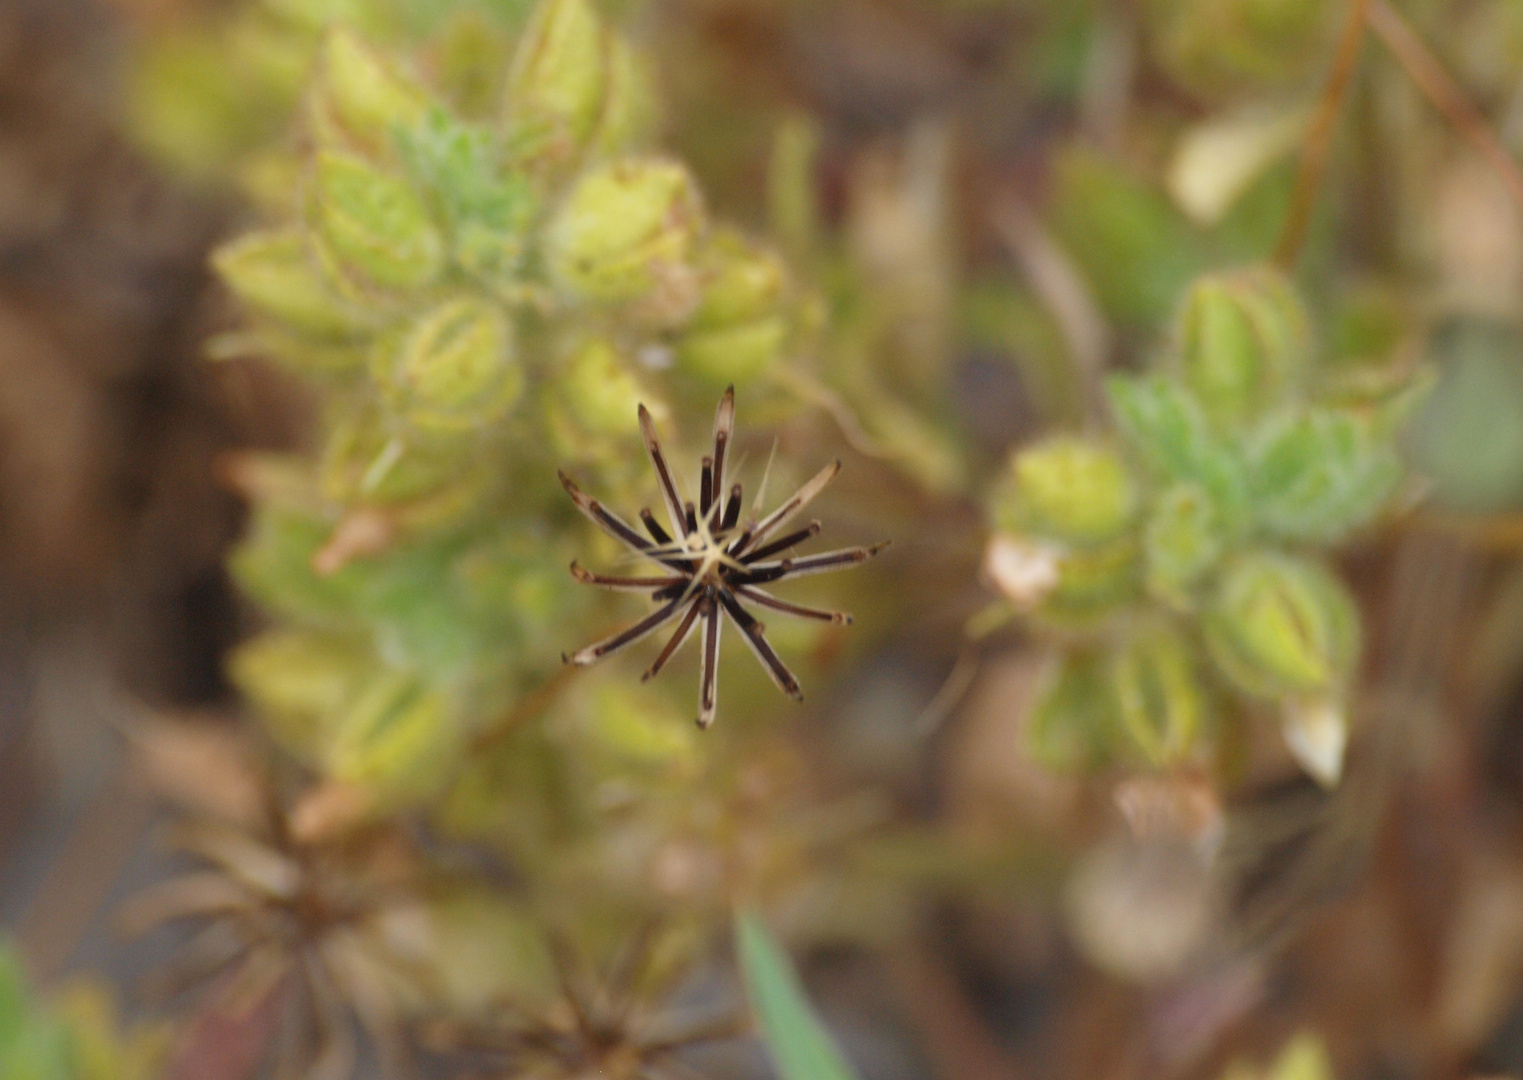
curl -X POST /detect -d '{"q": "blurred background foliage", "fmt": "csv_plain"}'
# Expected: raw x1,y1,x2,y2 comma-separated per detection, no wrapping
5,0,1523,1076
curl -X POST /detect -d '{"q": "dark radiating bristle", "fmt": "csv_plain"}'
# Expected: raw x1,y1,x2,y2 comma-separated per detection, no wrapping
640,508,671,546
561,390,883,728
744,522,820,564
722,485,742,531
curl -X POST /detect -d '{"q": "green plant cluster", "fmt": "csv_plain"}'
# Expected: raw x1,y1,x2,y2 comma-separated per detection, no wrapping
215,0,809,821
178,0,876,1074
985,266,1430,786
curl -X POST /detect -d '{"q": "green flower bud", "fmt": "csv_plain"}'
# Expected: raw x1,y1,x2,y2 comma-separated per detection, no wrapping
1177,266,1309,429
311,28,429,155
1039,538,1141,628
1143,482,1224,608
313,151,445,290
550,338,646,440
676,232,792,381
690,231,789,327
213,229,367,339
328,670,461,804
994,437,1138,546
544,158,704,317
1112,624,1205,764
321,406,471,505
503,0,607,163
1027,651,1120,770
375,297,521,432
228,629,370,764
1205,552,1360,698
677,318,789,384
593,36,657,155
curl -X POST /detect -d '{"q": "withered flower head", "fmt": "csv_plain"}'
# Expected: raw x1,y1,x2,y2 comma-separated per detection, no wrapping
427,924,740,1080
559,387,887,727
120,777,426,1080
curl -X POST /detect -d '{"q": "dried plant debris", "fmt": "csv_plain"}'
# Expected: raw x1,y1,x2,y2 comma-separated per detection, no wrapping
122,806,427,1080
426,925,741,1080
561,387,887,727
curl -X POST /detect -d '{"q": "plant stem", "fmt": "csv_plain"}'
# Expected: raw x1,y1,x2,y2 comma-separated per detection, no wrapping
1366,0,1523,212
1274,0,1374,270
470,664,577,752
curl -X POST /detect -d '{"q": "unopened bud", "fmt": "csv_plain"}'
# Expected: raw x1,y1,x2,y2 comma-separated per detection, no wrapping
314,151,445,290
322,408,465,505
1205,552,1360,698
592,36,657,155
376,297,520,432
1026,651,1119,771
311,28,429,155
555,338,647,437
691,231,788,326
1177,266,1309,428
544,158,704,317
213,229,366,339
1041,539,1141,627
676,233,791,382
993,437,1138,546
502,0,607,163
1112,624,1204,764
1143,482,1224,608
677,318,789,385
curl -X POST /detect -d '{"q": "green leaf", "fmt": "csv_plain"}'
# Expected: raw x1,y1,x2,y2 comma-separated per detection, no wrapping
1248,408,1401,543
1105,374,1248,531
396,107,537,283
1047,148,1208,328
735,912,860,1080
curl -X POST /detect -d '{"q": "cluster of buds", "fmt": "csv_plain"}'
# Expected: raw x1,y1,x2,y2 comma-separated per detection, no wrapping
212,0,805,812
986,266,1428,786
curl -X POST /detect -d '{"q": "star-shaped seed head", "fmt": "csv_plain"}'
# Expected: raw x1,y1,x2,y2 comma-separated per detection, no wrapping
559,387,887,727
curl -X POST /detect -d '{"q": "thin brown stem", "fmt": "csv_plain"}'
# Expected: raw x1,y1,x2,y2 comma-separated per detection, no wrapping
1367,0,1523,213
1274,0,1373,269
470,665,578,752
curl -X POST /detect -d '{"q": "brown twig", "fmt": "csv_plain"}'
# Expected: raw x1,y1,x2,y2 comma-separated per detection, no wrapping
1274,0,1374,269
1367,0,1523,213
470,664,578,752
